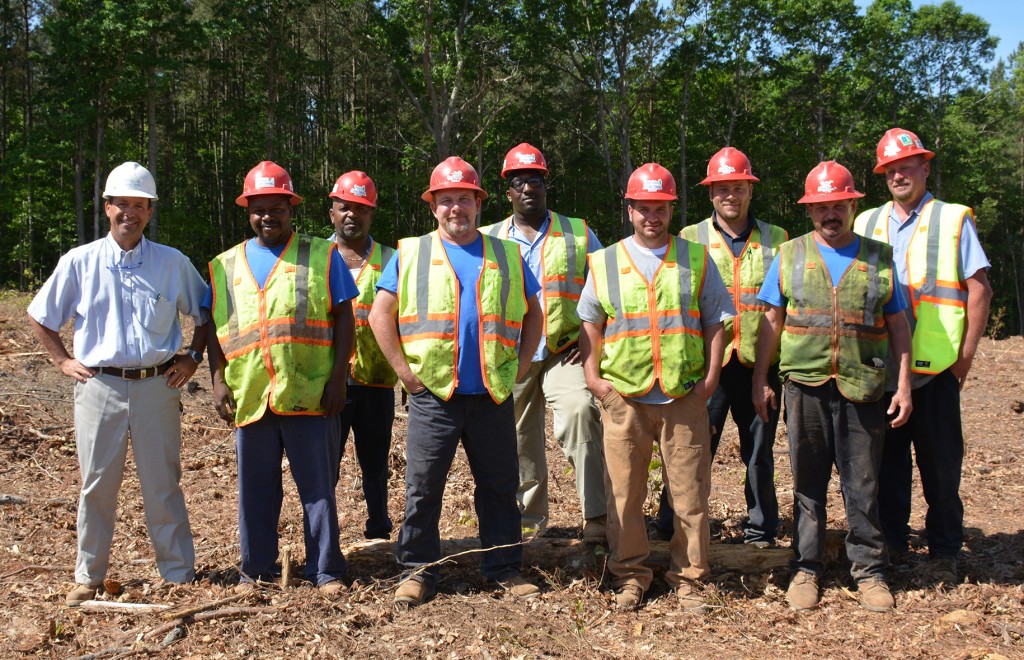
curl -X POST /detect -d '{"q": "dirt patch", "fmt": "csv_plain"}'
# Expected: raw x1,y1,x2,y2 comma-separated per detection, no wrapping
0,292,1021,658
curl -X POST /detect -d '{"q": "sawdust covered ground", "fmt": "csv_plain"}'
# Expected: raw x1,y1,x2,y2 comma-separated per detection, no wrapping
0,292,1021,659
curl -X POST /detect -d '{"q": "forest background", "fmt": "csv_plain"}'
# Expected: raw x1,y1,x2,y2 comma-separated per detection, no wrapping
1,0,1022,335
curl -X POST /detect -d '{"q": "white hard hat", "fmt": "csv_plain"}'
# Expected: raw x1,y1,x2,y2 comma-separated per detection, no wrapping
103,162,158,200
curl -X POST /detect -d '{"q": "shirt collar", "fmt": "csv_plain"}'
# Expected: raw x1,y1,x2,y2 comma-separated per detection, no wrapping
889,191,933,227
104,233,146,268
506,212,550,241
711,212,754,241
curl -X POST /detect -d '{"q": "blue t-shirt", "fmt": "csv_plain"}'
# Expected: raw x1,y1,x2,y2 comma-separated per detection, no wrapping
377,233,541,395
201,237,357,311
757,236,906,315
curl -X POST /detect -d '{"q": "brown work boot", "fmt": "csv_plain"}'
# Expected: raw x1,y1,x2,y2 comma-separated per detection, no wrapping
582,516,607,542
65,584,98,607
394,578,433,607
676,580,705,611
857,577,895,612
318,579,346,600
495,574,541,600
786,571,820,611
614,583,644,611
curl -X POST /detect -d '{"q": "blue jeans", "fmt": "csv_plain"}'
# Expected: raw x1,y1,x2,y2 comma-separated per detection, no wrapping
236,412,347,586
784,381,888,580
398,391,522,585
878,370,964,558
656,358,780,543
327,384,395,539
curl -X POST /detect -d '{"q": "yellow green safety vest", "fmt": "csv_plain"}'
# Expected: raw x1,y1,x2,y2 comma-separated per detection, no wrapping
680,217,787,366
778,233,893,403
343,239,398,387
588,237,707,398
395,231,527,403
480,211,589,353
209,234,335,426
854,200,970,375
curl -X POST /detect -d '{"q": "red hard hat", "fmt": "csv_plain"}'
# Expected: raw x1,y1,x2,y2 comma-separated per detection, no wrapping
236,161,303,207
873,127,935,174
700,147,760,185
625,163,677,201
421,156,488,202
798,161,864,204
330,170,377,208
501,143,549,178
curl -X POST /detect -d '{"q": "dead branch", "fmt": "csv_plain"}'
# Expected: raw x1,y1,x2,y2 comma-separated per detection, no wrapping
79,601,170,613
160,590,249,620
0,563,73,580
30,454,62,482
0,351,45,358
143,606,266,640
0,493,28,504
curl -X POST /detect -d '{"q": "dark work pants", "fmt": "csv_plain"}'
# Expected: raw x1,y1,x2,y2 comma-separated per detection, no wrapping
236,411,347,586
327,384,395,539
878,370,964,558
785,381,888,580
657,358,781,543
398,390,523,585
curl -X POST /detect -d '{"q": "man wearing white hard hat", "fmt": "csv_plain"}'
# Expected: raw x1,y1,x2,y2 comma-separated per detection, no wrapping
28,162,209,606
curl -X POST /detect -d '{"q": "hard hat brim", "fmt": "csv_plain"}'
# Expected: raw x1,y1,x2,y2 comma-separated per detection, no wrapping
798,191,865,204
626,192,678,202
501,164,550,179
699,172,760,185
421,185,489,203
103,189,158,201
873,149,935,174
329,192,376,208
236,190,303,207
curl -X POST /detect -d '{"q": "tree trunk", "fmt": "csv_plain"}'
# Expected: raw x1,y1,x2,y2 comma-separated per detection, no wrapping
147,58,159,241
93,84,107,241
75,133,85,245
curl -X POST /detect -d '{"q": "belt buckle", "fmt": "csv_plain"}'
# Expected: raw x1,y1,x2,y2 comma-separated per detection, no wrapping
122,368,143,380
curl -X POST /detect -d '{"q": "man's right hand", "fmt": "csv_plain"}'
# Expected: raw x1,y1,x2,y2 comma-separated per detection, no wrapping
586,377,615,402
401,373,427,396
212,381,237,424
59,358,96,383
752,377,777,423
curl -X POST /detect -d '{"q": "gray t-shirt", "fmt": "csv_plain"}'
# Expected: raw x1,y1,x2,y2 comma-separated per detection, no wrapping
577,236,735,403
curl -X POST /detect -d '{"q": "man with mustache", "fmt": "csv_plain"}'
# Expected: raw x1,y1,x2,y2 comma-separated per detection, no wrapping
325,171,397,541
577,163,734,611
28,161,208,606
206,161,356,597
479,143,608,542
754,161,913,612
369,156,544,607
854,129,992,583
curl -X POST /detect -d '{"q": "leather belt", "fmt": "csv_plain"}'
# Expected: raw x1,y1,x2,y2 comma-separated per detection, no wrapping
97,359,175,380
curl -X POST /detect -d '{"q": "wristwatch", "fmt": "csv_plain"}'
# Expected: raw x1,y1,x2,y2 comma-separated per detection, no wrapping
186,349,204,364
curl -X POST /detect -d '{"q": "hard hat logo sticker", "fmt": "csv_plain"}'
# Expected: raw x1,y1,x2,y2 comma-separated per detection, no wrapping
898,134,913,146
884,144,901,157
350,185,367,197
517,154,537,165
817,180,836,194
256,176,275,189
717,164,736,175
447,170,464,183
643,179,663,192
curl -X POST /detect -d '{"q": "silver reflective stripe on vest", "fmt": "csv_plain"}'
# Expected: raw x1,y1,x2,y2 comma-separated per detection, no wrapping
604,248,651,336
546,212,581,296
220,249,239,339
862,239,882,328
756,219,775,275
863,206,886,240
400,235,457,337
786,238,832,328
294,235,311,327
671,237,701,333
918,201,968,307
696,221,709,247
482,236,519,342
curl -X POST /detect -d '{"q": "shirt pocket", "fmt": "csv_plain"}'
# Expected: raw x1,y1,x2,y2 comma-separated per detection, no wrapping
137,292,176,335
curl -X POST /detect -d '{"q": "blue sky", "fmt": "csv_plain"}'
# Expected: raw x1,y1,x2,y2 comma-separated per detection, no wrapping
856,0,1023,64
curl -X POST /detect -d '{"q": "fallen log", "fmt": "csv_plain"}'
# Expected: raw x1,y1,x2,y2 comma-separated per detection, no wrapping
342,535,800,573
79,602,170,614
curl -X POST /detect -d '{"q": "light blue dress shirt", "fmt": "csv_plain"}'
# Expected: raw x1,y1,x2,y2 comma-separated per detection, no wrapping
28,234,209,368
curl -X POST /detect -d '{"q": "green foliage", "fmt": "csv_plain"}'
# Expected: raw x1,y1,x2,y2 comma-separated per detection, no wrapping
0,0,1021,334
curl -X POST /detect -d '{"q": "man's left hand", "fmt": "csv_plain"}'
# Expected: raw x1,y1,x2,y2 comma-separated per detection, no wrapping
165,354,199,389
950,353,974,390
321,376,347,417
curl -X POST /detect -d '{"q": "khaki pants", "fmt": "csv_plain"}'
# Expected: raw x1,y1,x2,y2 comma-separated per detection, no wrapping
600,390,711,590
513,351,606,529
